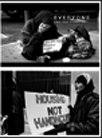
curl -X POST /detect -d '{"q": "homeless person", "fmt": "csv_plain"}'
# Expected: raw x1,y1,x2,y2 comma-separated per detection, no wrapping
44,73,99,135
21,10,61,60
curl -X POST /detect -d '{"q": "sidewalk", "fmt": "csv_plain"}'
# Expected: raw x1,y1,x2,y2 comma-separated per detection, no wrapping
1,40,36,63
1,31,99,64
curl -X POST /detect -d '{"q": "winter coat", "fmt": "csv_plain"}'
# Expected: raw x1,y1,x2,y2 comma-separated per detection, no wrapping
45,74,99,135
67,91,99,135
21,11,61,60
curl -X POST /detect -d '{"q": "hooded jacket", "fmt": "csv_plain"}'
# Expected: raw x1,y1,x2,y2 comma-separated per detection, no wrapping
45,74,99,135
21,11,61,59
67,74,99,135
74,25,92,44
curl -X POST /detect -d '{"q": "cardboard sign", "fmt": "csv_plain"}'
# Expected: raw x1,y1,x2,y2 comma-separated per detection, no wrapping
43,39,62,54
25,92,70,135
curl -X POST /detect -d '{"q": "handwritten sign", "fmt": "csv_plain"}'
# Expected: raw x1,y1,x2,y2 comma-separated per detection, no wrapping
43,39,62,54
25,92,70,135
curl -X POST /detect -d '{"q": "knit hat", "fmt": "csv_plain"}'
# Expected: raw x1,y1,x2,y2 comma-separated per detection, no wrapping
75,73,91,85
75,73,95,91
74,25,91,42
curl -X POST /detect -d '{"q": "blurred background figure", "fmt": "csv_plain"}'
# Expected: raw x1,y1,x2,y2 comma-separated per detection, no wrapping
10,77,24,135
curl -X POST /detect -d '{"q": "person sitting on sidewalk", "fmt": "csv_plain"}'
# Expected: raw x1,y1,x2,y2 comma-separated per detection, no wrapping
21,10,61,60
21,10,95,62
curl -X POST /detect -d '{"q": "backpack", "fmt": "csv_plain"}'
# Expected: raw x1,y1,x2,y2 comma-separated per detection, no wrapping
67,26,96,59
67,37,96,59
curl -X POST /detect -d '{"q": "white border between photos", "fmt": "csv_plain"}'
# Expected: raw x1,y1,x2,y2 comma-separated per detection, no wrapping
0,1,101,3
0,0,101,137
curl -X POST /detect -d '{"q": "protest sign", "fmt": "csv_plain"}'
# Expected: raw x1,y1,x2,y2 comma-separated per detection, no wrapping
25,92,70,135
43,39,62,54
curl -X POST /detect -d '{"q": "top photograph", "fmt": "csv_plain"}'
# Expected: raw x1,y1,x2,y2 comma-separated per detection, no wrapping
1,1,100,66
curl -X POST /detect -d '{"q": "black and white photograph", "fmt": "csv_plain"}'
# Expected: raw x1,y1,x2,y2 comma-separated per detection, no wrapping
0,0,101,137
0,70,100,136
0,1,100,66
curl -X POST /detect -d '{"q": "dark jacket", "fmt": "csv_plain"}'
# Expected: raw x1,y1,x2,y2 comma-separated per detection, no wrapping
45,78,99,135
21,11,61,60
44,91,99,135
68,77,99,135
67,25,95,59
68,91,99,135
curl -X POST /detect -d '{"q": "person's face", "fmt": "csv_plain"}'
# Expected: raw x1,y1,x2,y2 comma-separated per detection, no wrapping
74,32,79,39
38,22,51,33
74,31,83,39
75,82,85,94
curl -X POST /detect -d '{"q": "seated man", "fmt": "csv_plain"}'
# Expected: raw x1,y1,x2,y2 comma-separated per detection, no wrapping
21,10,61,60
44,73,99,135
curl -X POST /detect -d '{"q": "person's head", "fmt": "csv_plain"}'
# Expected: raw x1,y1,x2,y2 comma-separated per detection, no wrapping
38,16,53,33
74,25,91,42
34,10,53,31
74,31,83,39
75,73,95,94
38,22,51,33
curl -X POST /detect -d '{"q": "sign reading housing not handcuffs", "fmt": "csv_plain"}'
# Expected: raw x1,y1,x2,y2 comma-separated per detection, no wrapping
25,92,70,135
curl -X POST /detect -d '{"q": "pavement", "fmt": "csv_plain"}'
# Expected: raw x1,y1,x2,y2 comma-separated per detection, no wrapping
1,31,99,64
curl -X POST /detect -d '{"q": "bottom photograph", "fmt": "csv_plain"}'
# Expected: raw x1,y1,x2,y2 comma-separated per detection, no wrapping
0,71,100,136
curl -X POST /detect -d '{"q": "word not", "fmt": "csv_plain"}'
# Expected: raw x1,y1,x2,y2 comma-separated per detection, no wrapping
47,106,62,115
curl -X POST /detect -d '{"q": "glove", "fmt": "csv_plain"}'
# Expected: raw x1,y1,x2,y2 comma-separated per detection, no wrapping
36,55,51,63
67,122,78,132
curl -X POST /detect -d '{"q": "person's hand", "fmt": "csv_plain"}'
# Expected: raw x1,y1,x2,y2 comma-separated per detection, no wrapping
53,123,68,132
58,35,68,43
67,122,75,132
38,22,51,33
36,55,51,63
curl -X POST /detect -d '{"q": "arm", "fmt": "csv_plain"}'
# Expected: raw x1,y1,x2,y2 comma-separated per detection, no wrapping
49,99,99,135
21,20,34,45
67,99,99,134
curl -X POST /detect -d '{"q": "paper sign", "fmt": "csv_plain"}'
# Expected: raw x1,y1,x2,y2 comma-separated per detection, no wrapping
25,92,70,135
43,39,62,54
